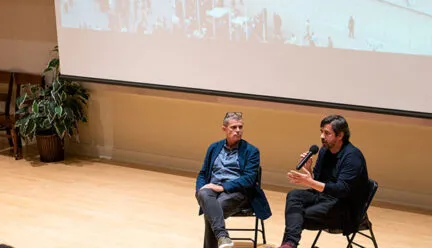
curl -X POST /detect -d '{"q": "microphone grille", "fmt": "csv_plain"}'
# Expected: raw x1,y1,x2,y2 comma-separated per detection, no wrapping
309,145,319,154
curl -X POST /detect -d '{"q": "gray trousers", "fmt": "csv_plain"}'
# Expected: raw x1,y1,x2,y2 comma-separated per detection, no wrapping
196,188,249,248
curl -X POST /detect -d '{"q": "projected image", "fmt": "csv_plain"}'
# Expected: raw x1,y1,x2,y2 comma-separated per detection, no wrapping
59,0,432,56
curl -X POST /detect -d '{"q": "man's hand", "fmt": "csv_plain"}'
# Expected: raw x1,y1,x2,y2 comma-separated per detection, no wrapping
200,183,224,192
300,151,313,172
287,168,313,186
287,168,325,192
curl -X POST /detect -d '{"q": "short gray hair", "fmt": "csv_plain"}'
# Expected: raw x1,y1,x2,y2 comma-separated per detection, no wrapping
223,112,243,126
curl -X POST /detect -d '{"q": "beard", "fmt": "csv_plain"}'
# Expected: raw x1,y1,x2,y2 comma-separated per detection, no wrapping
322,139,335,149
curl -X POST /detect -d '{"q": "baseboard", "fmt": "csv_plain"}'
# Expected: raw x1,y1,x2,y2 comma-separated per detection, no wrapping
67,142,201,174
67,143,432,211
373,187,432,211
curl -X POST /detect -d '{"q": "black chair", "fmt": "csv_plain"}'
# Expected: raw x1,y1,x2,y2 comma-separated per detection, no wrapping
226,167,267,248
311,179,379,248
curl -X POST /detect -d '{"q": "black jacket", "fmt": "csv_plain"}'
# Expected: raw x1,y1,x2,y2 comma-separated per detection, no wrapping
313,142,369,234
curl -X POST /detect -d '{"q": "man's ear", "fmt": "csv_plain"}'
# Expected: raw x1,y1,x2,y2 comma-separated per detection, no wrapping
337,132,344,141
222,125,227,132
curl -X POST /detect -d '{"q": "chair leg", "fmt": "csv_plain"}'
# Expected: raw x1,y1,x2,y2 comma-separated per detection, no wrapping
346,233,356,248
6,128,13,147
16,127,22,149
11,128,18,159
15,128,22,159
311,230,322,248
11,128,22,160
369,226,379,248
260,218,267,244
253,217,258,248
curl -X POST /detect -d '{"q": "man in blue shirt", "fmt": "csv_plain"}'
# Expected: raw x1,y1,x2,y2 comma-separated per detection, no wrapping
278,115,369,248
196,112,272,248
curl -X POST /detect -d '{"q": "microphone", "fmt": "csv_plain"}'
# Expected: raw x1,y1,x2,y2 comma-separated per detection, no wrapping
296,145,319,170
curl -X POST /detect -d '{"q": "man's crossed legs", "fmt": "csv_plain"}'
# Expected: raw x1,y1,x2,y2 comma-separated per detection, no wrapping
196,188,249,248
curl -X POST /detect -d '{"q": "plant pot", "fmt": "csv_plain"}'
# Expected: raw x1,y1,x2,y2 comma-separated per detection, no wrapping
36,133,64,162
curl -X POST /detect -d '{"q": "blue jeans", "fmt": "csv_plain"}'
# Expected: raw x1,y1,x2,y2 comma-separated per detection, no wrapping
196,188,249,248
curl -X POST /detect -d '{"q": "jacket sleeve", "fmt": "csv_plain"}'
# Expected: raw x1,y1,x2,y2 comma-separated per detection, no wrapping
222,147,260,193
195,144,213,193
323,150,364,198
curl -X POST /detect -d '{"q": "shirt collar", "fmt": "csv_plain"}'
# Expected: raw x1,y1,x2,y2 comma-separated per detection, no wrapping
224,139,240,150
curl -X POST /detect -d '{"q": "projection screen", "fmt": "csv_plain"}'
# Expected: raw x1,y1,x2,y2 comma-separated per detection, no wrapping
54,0,432,117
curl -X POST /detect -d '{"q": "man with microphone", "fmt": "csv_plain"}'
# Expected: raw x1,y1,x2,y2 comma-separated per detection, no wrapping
278,115,370,248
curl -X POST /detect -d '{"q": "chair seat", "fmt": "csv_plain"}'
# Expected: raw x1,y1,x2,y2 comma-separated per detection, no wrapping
232,207,255,216
358,216,372,231
324,216,371,234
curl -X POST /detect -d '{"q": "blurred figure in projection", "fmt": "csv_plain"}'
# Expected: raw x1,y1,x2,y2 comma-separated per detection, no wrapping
348,15,355,38
273,12,283,41
284,33,297,45
277,115,369,248
327,36,333,48
100,0,111,12
116,0,131,31
195,112,272,248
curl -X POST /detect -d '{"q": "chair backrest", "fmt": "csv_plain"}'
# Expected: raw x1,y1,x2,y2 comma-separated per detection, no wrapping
12,72,45,113
256,166,262,186
0,71,14,116
359,179,378,220
13,72,45,88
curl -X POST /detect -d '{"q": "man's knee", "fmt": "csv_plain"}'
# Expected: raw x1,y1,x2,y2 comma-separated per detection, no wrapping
218,193,247,218
286,189,306,201
196,188,214,202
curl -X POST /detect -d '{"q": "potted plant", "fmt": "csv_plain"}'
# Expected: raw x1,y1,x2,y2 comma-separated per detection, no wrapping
14,46,89,162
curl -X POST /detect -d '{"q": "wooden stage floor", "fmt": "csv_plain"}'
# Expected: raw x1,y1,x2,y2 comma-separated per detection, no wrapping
0,152,430,248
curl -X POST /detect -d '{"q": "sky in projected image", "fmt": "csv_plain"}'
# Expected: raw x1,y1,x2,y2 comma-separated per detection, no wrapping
59,0,432,56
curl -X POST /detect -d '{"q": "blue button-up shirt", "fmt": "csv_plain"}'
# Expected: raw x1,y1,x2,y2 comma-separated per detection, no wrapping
210,142,241,185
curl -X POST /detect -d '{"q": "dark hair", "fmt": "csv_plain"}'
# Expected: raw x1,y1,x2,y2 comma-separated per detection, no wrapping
320,115,350,143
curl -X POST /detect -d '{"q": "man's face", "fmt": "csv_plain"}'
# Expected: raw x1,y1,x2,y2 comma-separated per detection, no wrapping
223,119,243,144
320,123,342,149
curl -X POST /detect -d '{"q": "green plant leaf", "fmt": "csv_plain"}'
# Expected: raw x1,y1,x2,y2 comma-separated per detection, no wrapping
54,121,66,139
48,112,55,124
16,94,27,109
24,118,36,137
61,91,67,101
42,119,51,129
64,108,74,119
55,106,63,116
15,108,27,115
32,100,39,113
30,85,40,94
52,80,61,92
48,58,59,69
15,115,30,128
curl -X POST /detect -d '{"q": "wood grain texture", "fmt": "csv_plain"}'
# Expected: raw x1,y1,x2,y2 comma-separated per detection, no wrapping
0,151,430,248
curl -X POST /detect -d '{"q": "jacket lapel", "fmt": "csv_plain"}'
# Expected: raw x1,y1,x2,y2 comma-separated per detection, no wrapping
237,140,246,170
208,140,224,175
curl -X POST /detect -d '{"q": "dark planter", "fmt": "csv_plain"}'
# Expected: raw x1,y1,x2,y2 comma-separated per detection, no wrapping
36,132,64,162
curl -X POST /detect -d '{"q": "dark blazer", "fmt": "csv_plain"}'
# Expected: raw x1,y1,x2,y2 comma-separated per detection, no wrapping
313,142,369,234
195,139,272,220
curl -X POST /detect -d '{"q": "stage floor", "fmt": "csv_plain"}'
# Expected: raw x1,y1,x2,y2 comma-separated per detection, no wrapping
0,152,430,248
